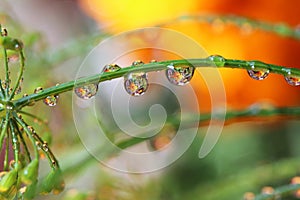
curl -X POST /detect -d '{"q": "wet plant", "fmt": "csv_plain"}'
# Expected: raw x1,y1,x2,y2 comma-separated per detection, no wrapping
1,13,300,200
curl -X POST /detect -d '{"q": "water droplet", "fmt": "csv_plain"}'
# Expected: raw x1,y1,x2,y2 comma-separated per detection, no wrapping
15,86,22,95
102,64,121,72
2,80,8,89
284,72,300,86
43,95,58,107
1,28,8,36
124,72,148,96
132,60,144,66
261,186,274,195
42,143,49,152
291,176,300,184
27,126,34,132
247,62,270,80
211,18,225,33
23,93,28,97
241,22,253,35
34,87,43,94
149,125,175,150
208,55,226,67
291,177,300,198
150,59,157,63
243,192,255,200
74,83,98,99
166,63,195,86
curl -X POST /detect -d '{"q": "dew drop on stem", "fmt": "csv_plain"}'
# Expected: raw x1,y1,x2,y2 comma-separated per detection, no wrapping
166,63,195,86
34,87,43,94
43,95,59,107
74,83,98,99
207,55,226,67
261,186,274,195
247,61,270,80
102,64,121,73
132,60,144,66
284,72,300,86
243,192,255,200
124,72,148,96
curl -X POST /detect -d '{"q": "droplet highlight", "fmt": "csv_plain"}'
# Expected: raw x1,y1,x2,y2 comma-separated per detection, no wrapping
208,55,226,67
34,87,43,94
124,72,148,96
284,72,300,86
132,60,144,66
166,63,195,86
74,83,98,99
247,62,270,80
43,95,59,107
102,64,121,73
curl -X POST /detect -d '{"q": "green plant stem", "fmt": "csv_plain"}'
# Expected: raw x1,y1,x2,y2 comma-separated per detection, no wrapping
2,48,9,98
186,157,300,200
161,14,300,39
9,50,25,100
0,114,8,153
255,184,300,200
14,112,39,160
12,56,300,109
9,119,20,170
13,119,31,162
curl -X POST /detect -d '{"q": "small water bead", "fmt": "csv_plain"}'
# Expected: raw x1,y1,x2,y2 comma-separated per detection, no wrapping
132,60,144,66
43,95,59,107
42,143,49,152
166,63,195,86
207,55,226,67
247,62,270,80
291,177,300,198
261,186,274,195
150,59,157,63
102,64,121,72
246,61,270,80
1,28,8,36
243,192,255,200
34,87,43,94
15,86,22,95
124,72,148,96
74,83,98,99
284,72,300,86
149,125,176,151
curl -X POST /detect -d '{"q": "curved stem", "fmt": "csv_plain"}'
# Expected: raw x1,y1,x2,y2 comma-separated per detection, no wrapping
9,50,25,100
9,119,20,170
14,56,300,109
3,131,9,170
13,113,59,169
255,184,300,200
13,56,300,109
14,112,39,160
2,48,9,98
160,14,300,40
18,110,48,125
12,119,31,162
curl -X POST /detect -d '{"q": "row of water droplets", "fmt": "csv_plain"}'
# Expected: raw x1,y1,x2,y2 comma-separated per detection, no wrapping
209,55,300,85
39,55,300,106
72,60,195,100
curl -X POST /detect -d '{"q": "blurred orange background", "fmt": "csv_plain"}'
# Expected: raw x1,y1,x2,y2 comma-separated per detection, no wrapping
79,0,300,110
